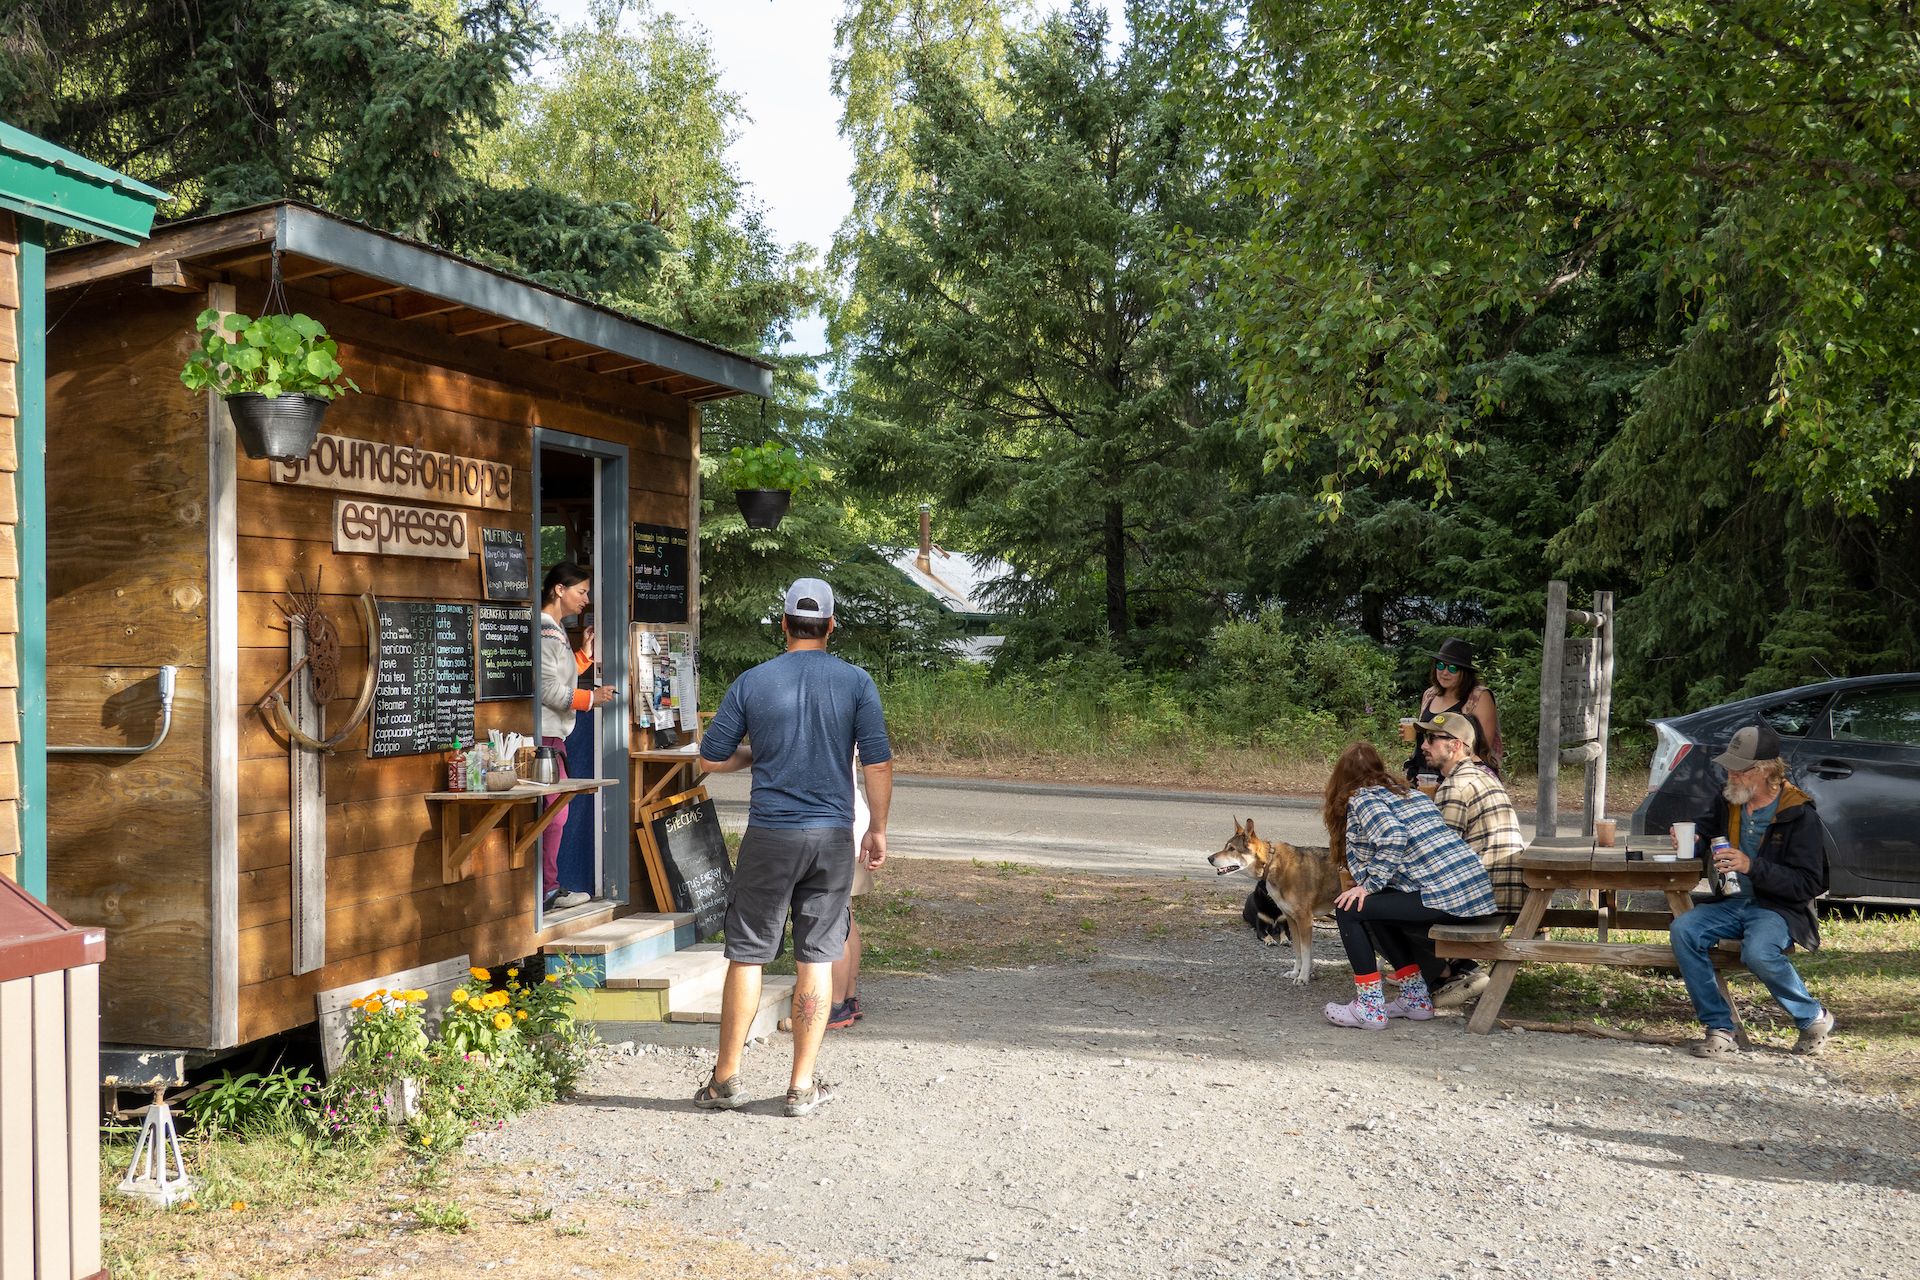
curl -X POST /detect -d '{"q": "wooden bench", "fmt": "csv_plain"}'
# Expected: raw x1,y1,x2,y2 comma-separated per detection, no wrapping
1430,919,1753,1045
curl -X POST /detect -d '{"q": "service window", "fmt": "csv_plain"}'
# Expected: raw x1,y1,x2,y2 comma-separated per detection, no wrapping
1829,686,1920,747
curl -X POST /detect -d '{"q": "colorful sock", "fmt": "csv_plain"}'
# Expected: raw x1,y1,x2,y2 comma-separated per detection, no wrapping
1392,963,1433,1014
1353,973,1385,1020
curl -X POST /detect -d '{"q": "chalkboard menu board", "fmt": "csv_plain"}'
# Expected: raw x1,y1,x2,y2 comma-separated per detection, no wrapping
632,523,690,624
641,789,731,940
480,527,530,600
476,603,534,701
370,601,477,757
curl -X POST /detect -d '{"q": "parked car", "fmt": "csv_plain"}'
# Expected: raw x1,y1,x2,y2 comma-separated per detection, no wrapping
1630,674,1920,900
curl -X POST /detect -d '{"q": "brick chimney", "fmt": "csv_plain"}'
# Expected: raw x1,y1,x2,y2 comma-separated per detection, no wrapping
916,503,932,575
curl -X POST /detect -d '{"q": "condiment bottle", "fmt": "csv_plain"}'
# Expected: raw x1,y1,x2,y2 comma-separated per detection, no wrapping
447,741,468,792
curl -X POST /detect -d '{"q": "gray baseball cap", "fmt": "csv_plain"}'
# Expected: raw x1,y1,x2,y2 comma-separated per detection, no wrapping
783,577,834,619
1712,722,1782,772
1418,711,1479,751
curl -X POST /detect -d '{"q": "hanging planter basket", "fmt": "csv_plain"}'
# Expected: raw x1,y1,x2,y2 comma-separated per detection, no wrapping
225,392,331,462
735,487,792,530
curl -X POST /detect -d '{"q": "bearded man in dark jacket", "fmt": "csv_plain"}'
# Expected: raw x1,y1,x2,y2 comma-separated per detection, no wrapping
1669,722,1834,1058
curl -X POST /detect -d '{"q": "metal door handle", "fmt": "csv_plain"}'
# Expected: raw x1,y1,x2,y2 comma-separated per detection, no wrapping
1808,760,1853,780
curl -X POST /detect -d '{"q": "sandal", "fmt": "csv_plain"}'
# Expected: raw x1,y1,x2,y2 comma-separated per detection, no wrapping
692,1072,746,1110
783,1078,836,1118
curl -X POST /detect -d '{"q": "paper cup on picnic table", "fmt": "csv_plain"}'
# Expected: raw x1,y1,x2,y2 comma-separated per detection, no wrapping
1669,821,1697,858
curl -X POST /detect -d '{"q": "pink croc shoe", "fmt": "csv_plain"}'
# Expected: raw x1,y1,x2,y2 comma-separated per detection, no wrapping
1324,998,1387,1030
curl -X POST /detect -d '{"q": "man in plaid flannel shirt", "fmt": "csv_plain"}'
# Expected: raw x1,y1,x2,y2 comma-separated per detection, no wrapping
1421,711,1526,1007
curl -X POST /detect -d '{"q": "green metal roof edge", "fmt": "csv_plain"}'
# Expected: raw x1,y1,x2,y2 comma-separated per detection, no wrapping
0,119,167,241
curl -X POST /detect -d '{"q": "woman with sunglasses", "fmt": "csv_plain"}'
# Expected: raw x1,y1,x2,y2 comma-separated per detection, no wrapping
1404,638,1503,779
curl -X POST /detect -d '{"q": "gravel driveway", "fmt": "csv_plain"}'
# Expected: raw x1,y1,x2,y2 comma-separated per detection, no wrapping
470,933,1919,1279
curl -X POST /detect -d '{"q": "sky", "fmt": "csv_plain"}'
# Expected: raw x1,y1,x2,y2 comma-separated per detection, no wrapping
539,0,1127,356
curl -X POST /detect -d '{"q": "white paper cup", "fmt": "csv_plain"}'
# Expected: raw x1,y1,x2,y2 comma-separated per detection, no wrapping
1653,854,1678,862
1670,821,1697,856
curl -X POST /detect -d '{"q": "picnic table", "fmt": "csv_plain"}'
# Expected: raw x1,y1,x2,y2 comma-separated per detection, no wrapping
1432,849,1750,1042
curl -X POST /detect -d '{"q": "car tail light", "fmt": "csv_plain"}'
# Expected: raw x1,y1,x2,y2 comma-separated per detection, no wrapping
1648,722,1694,791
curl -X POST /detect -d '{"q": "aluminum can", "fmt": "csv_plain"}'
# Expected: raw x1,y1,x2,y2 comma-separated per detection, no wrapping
1711,836,1739,893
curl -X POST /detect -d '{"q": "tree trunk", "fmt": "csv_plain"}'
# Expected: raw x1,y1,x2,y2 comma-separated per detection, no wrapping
1104,499,1129,647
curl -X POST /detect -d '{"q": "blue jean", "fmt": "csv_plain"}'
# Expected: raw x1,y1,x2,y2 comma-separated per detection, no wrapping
1670,898,1825,1031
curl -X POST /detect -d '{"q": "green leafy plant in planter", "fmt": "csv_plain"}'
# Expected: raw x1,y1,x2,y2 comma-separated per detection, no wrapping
179,309,359,462
724,442,818,530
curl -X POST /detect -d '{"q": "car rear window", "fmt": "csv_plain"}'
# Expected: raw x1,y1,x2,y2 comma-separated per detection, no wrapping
1829,687,1920,747
1760,695,1828,737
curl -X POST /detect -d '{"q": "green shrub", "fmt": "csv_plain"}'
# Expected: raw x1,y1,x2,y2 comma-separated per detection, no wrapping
183,1066,319,1136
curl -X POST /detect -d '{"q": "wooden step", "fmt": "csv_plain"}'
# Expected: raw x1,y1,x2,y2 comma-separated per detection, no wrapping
541,912,694,987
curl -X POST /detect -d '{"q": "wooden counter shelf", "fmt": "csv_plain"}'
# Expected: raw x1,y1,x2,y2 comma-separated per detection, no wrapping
426,778,614,884
631,742,705,811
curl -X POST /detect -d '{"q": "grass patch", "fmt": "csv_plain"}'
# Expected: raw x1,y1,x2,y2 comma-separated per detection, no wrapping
101,1148,861,1279
1495,906,1920,1103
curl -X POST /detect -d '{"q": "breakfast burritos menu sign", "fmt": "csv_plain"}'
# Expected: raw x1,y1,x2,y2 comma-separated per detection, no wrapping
370,600,476,757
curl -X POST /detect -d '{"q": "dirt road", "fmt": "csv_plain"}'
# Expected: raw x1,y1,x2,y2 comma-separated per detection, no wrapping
470,931,1919,1279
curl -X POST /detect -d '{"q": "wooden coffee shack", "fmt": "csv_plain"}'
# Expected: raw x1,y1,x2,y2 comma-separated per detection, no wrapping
40,201,769,1057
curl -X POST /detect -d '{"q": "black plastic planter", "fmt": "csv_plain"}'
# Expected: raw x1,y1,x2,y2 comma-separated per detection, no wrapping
735,488,792,530
225,392,330,462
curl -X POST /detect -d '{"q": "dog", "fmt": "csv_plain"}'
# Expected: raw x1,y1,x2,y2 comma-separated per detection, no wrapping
1208,817,1345,985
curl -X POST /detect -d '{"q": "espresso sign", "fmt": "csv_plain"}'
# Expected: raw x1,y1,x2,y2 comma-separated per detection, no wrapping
334,499,469,560
273,433,512,510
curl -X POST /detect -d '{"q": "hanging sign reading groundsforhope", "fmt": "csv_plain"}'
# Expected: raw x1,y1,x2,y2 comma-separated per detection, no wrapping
333,498,470,560
272,433,512,511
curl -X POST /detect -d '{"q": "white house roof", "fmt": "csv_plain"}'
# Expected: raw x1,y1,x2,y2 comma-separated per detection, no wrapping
884,546,1016,618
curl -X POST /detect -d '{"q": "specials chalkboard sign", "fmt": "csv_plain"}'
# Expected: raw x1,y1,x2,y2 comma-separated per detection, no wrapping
476,603,534,701
370,601,477,757
480,527,531,600
640,788,731,940
632,523,690,624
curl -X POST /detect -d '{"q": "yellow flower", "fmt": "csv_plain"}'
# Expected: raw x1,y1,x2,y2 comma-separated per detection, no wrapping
451,989,469,1005
181,1200,198,1212
420,1134,432,1146
405,989,426,1002
469,967,490,981
507,968,519,978
348,997,364,1011
230,1200,247,1212
546,974,561,984
515,1009,527,1021
492,1011,513,1031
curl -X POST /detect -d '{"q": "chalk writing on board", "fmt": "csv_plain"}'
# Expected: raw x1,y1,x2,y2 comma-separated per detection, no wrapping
644,790,730,940
371,600,476,757
632,523,690,624
477,603,534,701
480,527,530,600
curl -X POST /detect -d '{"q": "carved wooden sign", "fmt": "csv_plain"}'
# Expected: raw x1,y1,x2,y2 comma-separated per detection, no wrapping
333,499,470,560
272,433,511,510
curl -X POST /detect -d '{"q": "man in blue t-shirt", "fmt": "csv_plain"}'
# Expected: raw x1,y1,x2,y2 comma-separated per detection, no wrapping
691,577,893,1117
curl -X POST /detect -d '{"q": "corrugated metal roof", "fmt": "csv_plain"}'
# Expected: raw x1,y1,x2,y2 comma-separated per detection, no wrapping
0,120,166,243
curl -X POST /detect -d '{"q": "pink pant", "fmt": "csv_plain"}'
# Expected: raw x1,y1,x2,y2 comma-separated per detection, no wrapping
540,735,572,892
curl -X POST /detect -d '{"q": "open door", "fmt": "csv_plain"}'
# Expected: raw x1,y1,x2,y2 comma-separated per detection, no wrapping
533,431,630,925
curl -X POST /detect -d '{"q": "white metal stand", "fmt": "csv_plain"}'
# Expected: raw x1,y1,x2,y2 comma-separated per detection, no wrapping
117,1088,195,1206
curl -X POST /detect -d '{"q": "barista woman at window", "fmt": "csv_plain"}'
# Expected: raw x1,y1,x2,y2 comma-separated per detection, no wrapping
539,561,614,911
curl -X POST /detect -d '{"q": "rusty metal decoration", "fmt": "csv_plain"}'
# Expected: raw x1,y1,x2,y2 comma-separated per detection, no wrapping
258,589,381,753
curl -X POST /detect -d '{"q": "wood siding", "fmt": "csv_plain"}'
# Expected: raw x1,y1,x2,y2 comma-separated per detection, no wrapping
0,214,19,887
224,284,692,1045
40,268,698,1050
44,283,214,1046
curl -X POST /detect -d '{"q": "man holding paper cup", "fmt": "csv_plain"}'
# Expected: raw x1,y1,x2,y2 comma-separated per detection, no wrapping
1667,723,1835,1058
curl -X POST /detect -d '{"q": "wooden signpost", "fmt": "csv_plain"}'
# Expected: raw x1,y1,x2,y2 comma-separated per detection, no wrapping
637,787,730,939
1535,580,1615,842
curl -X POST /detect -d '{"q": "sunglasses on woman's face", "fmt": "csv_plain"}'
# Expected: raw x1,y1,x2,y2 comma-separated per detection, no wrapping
1435,662,1461,674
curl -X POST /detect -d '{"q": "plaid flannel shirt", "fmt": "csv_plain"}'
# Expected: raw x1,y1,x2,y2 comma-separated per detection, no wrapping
1345,786,1497,917
1435,761,1528,914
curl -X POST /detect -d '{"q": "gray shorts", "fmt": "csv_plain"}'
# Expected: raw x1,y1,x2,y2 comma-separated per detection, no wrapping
725,826,855,964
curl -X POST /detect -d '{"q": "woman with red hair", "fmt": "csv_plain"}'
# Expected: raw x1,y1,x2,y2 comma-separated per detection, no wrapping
1321,742,1497,1029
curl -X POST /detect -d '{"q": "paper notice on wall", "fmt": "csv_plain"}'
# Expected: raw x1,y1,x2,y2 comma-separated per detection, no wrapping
675,655,698,730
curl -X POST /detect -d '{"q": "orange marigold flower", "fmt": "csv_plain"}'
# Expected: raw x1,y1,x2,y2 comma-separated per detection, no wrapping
491,1011,512,1031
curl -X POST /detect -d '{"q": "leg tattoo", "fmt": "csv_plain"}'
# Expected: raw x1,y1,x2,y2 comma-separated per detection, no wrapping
792,988,827,1032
